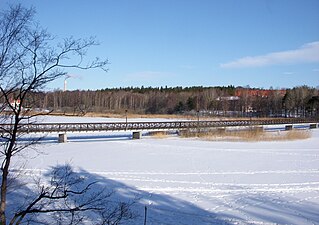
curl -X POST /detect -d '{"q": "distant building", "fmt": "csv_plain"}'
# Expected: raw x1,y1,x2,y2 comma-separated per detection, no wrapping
235,89,286,98
216,96,240,101
10,99,21,108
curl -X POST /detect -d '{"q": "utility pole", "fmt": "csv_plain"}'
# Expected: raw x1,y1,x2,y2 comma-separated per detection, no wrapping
196,90,200,135
144,206,147,225
197,110,200,135
125,109,128,130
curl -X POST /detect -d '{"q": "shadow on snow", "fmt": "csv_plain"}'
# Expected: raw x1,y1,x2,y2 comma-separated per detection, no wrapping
7,165,231,225
6,165,319,224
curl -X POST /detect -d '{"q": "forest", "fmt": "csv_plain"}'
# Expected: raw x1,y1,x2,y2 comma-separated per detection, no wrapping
21,85,319,118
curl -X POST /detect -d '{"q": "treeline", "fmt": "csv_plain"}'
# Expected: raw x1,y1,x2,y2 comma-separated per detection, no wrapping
28,85,319,117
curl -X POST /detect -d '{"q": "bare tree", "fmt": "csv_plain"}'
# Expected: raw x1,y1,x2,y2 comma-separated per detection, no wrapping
0,4,136,225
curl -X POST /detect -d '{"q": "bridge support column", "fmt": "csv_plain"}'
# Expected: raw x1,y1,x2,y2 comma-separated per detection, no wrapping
285,125,293,131
251,126,263,132
132,131,142,139
58,133,67,143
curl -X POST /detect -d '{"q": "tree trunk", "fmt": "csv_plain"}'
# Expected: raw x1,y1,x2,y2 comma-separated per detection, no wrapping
0,158,9,224
0,129,17,225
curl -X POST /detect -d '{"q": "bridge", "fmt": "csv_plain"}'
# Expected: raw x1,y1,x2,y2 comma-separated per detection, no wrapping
1,118,318,142
0,118,317,132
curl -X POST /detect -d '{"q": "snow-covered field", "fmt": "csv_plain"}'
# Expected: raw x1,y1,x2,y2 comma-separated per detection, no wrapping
13,116,319,224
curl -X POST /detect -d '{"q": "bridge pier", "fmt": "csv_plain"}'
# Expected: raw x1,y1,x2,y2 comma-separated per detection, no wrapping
58,133,67,143
132,131,142,139
251,126,264,132
285,125,293,131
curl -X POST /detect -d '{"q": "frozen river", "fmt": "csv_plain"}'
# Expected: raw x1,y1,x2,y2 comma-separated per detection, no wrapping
11,116,319,224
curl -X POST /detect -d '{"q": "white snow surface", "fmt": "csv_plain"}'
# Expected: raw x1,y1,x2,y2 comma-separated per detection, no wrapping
12,116,319,224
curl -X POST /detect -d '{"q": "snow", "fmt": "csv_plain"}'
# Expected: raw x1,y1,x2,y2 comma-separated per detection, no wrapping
11,116,319,224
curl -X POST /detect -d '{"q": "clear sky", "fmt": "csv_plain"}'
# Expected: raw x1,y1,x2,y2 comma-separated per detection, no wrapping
2,0,319,90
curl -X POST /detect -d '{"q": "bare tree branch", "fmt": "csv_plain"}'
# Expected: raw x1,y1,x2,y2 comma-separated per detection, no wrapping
0,4,130,225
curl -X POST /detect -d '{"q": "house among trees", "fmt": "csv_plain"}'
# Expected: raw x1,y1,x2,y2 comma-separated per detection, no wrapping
10,99,21,109
235,88,286,98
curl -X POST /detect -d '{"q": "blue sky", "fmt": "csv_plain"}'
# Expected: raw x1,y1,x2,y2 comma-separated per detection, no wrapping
2,0,319,90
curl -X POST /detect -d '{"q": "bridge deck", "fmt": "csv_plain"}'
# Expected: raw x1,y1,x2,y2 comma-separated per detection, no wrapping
0,118,318,133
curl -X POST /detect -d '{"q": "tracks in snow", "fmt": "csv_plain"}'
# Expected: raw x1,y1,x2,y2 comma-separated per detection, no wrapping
90,169,319,176
17,168,319,195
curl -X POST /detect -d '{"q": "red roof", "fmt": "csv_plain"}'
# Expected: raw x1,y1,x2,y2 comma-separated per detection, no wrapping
235,89,286,98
